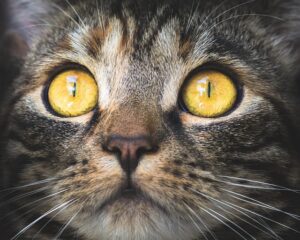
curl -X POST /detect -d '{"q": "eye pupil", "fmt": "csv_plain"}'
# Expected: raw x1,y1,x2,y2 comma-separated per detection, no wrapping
72,82,77,97
207,81,212,98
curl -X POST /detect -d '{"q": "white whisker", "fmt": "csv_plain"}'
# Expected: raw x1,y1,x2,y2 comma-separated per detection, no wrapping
214,202,281,240
219,176,300,193
54,200,86,240
212,0,257,23
216,180,292,191
222,189,300,220
10,199,76,240
186,212,208,240
64,0,86,27
183,203,211,240
1,186,50,207
32,196,75,239
49,2,86,32
207,207,256,239
206,14,284,33
198,0,228,31
217,200,280,239
1,189,68,222
0,178,55,193
190,188,299,234
201,207,249,240
186,0,202,32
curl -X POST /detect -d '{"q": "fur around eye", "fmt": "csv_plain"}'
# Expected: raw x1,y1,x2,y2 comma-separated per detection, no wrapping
48,70,98,117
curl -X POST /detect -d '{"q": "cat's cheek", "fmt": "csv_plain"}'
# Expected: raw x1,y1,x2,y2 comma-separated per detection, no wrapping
47,158,126,225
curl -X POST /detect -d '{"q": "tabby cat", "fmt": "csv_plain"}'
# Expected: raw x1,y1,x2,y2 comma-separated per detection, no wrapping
0,0,299,239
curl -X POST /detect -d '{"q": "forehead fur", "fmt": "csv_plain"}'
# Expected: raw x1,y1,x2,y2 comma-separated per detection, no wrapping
7,0,299,68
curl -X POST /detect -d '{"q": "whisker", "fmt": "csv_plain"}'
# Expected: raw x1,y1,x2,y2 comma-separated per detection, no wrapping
216,180,294,191
199,192,281,239
54,200,86,240
0,178,55,193
48,2,86,32
190,188,300,234
186,0,202,32
198,0,228,31
10,199,76,240
214,202,281,240
64,0,86,27
216,194,281,238
207,207,256,239
54,210,80,240
206,14,284,33
211,0,257,23
219,176,300,193
32,201,71,240
222,189,300,220
183,203,210,240
0,186,50,208
186,212,209,240
0,189,68,222
32,198,82,240
201,207,249,240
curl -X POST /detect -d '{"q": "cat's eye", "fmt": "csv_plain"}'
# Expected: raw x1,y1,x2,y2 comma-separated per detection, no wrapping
48,70,98,117
181,70,237,118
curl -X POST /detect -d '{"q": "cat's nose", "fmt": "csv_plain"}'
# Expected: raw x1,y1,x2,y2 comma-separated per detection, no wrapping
105,135,158,174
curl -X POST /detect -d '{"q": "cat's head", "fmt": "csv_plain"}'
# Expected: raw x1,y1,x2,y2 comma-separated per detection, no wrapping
1,0,300,239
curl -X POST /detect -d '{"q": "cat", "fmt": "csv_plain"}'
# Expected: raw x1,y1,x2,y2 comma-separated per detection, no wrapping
0,0,300,239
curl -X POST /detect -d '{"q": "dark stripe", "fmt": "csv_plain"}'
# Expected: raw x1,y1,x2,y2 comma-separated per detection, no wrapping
209,34,251,60
8,131,45,151
140,6,176,53
84,107,101,134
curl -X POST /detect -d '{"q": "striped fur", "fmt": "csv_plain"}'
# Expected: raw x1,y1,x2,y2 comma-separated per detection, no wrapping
0,0,299,239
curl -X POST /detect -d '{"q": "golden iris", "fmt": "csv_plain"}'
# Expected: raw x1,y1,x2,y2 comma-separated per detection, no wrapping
182,70,237,117
48,70,98,117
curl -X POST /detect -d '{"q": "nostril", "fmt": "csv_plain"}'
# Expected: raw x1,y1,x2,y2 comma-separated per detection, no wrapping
104,135,158,173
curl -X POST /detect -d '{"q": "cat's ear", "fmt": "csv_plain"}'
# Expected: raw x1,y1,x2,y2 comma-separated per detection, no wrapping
2,0,54,59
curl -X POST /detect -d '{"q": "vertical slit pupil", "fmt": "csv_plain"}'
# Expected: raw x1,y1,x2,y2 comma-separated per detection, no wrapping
208,81,211,98
72,82,77,97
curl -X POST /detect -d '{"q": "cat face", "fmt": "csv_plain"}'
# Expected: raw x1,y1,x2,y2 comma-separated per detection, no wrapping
1,0,299,239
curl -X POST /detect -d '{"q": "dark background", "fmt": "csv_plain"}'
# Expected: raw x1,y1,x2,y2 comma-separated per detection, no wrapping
0,0,9,102
0,0,23,104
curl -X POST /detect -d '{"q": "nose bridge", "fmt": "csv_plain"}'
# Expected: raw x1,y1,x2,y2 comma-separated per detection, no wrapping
104,102,159,137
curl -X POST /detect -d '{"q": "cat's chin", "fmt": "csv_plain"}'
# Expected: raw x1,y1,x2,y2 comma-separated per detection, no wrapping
77,192,198,240
69,186,196,240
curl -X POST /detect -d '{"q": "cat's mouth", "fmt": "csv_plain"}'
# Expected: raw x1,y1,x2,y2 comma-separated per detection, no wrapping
95,182,165,214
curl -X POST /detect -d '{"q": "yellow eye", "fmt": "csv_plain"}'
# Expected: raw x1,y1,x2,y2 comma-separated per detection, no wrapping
181,70,238,118
48,70,98,117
